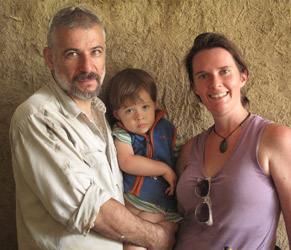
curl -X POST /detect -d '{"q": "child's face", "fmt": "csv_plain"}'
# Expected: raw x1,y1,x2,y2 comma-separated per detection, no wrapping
113,88,157,134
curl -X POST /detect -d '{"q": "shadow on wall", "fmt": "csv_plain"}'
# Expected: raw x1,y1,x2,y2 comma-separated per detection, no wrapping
0,107,18,250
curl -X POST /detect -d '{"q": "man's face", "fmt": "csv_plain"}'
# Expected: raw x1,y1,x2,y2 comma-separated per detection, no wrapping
44,25,106,100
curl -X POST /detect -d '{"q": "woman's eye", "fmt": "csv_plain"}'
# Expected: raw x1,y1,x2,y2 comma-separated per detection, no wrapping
198,74,207,79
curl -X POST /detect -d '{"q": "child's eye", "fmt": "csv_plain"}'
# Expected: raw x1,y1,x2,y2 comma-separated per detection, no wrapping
125,109,134,114
143,105,150,110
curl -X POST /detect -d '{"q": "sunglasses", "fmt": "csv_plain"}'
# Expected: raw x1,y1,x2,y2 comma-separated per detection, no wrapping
195,177,213,226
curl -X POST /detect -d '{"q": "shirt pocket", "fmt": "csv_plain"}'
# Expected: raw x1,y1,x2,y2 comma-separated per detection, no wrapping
81,143,113,178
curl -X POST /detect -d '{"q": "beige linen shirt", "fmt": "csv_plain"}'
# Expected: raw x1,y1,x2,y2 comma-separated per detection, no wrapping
10,81,124,250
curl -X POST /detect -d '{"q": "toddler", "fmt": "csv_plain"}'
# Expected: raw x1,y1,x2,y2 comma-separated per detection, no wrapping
105,68,183,250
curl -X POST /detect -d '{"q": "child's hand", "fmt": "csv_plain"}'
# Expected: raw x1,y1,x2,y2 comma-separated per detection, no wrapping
162,168,177,196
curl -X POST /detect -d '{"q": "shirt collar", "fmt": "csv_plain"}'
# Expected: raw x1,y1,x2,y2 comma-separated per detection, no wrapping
48,80,106,118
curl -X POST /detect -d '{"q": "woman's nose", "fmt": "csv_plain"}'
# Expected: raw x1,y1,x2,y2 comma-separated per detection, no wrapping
209,74,222,88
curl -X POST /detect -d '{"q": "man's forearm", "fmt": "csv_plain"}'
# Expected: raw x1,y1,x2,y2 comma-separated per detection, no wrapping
93,198,175,249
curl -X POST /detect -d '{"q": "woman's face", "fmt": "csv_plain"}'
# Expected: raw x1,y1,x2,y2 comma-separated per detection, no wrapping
192,47,247,116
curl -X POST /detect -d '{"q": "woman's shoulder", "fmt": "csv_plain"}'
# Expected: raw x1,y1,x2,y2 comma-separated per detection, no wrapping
258,122,291,174
261,123,291,148
180,128,210,156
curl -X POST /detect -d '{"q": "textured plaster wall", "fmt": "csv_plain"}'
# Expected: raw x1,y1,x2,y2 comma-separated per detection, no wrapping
0,0,290,249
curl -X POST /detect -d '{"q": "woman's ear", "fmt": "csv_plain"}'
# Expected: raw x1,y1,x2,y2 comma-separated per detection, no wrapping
43,47,54,70
192,86,202,102
193,86,200,96
113,111,120,120
240,70,248,88
193,88,199,95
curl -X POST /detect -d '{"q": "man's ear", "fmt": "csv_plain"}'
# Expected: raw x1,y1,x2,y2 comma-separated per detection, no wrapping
113,111,120,120
43,47,54,70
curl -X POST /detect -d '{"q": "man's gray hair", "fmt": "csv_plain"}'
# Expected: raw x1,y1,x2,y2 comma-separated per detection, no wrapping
47,5,105,49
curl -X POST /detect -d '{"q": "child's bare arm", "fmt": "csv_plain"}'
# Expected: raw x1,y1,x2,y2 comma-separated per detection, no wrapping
115,139,173,176
115,139,177,195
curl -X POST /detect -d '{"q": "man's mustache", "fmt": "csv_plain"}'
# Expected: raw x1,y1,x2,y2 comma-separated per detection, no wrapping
73,72,100,83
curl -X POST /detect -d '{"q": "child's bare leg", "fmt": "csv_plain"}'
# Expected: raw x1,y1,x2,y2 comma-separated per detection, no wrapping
138,210,165,223
123,243,146,250
125,199,165,223
123,200,166,250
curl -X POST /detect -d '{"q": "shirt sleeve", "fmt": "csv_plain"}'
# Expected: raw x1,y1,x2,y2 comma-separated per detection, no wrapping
112,124,132,145
10,112,113,235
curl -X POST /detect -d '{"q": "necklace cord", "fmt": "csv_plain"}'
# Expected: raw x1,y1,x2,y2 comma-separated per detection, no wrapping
212,112,251,153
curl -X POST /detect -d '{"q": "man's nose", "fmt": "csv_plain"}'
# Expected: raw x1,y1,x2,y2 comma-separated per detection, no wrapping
79,54,94,73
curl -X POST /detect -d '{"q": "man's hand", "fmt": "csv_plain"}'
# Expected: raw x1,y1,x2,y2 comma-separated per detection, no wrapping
147,221,178,250
94,199,178,249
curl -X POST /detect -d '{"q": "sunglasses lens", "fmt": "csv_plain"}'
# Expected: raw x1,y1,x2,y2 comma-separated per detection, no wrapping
196,179,209,197
195,202,210,223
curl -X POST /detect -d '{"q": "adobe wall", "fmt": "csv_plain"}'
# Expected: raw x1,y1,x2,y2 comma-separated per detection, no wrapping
0,1,290,249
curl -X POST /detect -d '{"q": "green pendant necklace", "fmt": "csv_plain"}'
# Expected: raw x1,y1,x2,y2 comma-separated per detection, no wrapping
212,113,251,153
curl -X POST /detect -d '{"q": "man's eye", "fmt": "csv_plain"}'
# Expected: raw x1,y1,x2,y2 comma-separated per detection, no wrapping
221,69,229,74
66,52,78,58
92,50,101,56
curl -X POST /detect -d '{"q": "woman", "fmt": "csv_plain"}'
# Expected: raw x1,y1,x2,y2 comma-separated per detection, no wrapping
175,32,291,250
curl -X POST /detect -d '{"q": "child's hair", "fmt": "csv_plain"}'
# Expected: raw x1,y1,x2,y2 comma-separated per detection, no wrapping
104,68,158,126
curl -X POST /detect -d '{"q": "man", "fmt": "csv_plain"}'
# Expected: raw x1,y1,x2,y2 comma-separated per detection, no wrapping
9,5,176,250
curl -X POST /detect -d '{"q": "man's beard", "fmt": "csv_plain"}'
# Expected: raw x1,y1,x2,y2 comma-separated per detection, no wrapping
70,72,102,100
53,69,105,100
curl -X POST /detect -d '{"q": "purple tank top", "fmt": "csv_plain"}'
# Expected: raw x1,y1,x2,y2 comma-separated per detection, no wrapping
175,114,280,250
